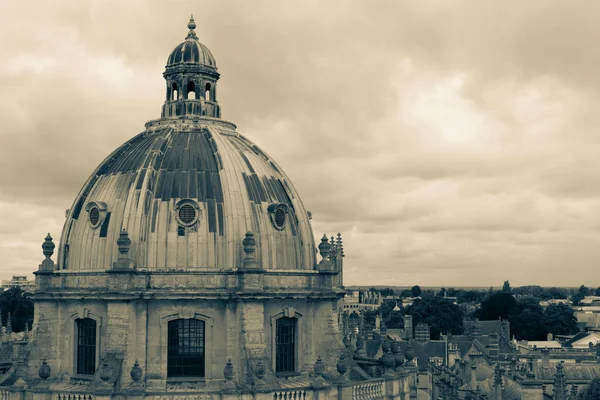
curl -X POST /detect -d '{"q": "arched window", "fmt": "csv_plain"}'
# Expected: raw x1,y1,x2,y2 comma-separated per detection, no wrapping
168,319,205,378
187,82,196,100
172,83,179,101
275,317,296,373
205,83,211,101
76,318,97,375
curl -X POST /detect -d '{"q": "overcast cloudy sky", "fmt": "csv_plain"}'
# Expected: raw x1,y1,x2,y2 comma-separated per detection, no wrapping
1,1,600,287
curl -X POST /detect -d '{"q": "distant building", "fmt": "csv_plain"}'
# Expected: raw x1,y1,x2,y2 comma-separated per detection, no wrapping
342,290,383,312
539,298,572,307
1,276,34,292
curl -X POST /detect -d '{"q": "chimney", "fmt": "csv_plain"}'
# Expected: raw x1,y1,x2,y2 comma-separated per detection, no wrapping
404,315,414,339
472,319,482,338
470,362,477,390
541,348,550,369
547,333,553,341
448,343,460,368
415,323,430,342
488,332,499,363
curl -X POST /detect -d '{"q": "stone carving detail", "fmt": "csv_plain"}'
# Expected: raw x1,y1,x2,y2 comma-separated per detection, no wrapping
242,231,257,268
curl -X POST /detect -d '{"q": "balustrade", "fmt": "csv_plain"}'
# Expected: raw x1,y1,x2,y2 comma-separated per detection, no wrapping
351,380,384,400
57,394,93,400
273,390,311,400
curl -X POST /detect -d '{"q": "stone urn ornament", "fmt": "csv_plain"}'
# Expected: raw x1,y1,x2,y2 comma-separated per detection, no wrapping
254,359,266,381
130,359,143,383
224,359,234,381
381,340,391,353
314,356,325,376
336,355,348,377
405,345,415,363
343,335,351,348
39,359,51,380
383,348,395,374
100,360,112,382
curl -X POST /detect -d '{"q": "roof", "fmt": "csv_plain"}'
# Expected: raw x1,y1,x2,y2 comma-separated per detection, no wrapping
398,340,446,371
532,363,600,381
59,121,315,272
526,341,562,349
463,319,504,336
563,332,600,348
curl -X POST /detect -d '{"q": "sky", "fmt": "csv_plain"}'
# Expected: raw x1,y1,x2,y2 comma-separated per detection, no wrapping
1,1,600,287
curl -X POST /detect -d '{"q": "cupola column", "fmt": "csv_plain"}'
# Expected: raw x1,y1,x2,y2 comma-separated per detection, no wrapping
161,16,221,119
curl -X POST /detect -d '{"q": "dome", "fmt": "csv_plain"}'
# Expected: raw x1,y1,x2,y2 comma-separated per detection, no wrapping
166,16,217,68
58,119,316,271
57,17,318,272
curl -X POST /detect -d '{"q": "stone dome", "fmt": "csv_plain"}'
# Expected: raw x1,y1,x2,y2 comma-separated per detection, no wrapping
57,18,317,273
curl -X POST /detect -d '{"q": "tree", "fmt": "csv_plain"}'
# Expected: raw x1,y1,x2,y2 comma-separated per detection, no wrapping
544,303,579,336
476,292,517,321
547,287,568,300
378,301,404,329
362,310,377,331
400,289,412,298
0,287,34,332
572,285,590,306
405,297,464,340
577,377,600,399
594,287,600,296
509,298,547,340
410,285,421,297
386,310,405,329
379,288,395,297
456,290,485,304
437,287,447,297
503,280,511,292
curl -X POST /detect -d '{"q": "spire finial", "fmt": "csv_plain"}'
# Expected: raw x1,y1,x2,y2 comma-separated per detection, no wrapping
186,14,198,39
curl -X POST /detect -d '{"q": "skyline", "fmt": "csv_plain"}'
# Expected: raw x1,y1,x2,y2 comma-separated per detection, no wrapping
1,1,600,286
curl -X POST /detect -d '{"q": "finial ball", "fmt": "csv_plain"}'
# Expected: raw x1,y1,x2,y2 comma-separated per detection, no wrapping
188,15,196,30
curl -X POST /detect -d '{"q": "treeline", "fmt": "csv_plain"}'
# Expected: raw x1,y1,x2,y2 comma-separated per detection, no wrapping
362,282,600,304
475,292,579,340
0,287,34,333
357,281,583,341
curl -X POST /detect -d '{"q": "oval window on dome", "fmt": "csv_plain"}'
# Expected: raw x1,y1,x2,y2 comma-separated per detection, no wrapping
275,208,286,228
268,203,289,231
89,207,100,226
85,201,108,229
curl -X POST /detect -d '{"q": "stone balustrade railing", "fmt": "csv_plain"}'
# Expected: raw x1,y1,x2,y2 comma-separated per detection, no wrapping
272,389,311,400
57,394,93,400
351,380,384,400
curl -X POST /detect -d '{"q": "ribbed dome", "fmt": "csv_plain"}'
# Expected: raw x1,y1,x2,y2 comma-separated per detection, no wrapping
167,40,216,68
58,119,316,271
166,16,217,68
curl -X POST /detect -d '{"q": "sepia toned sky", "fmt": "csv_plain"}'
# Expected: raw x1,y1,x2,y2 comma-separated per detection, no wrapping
1,1,600,287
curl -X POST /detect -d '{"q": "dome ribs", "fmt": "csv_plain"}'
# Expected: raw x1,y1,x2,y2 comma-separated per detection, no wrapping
207,199,217,233
197,171,207,202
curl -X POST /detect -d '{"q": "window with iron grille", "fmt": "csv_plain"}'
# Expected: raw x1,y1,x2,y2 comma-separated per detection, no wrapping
168,319,205,378
275,317,296,373
76,318,97,375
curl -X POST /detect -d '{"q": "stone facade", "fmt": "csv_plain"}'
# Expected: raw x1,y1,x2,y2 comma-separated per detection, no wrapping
0,16,421,400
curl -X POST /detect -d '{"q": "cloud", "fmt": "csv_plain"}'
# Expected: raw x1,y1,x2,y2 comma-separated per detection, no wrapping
1,1,600,287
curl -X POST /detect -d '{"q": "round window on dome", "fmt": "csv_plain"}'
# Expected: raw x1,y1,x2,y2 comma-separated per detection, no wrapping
179,205,196,224
89,207,100,227
175,200,200,227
